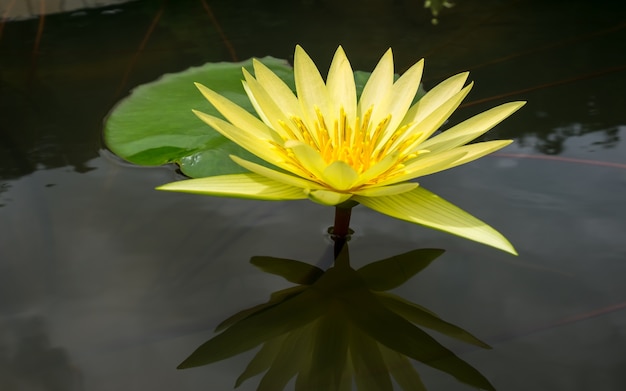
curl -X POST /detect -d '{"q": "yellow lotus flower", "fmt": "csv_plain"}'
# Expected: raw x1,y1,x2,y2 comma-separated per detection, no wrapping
157,46,525,254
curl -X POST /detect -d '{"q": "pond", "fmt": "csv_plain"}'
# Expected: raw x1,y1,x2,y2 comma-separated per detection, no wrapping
1,0,626,390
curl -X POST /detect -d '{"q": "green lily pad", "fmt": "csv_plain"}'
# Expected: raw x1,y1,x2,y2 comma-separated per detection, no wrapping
103,57,294,177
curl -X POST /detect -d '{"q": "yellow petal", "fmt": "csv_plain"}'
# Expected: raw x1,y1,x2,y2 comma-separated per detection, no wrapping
436,140,513,171
286,140,327,179
307,189,353,206
358,48,394,124
354,187,517,255
375,150,467,186
294,45,330,137
242,68,294,139
353,182,418,197
352,153,400,186
374,60,424,152
379,59,425,143
401,72,469,126
194,83,275,140
192,110,286,169
241,81,272,128
326,46,357,121
382,122,423,155
402,140,512,180
402,83,473,151
230,155,324,190
156,173,307,201
419,102,526,153
252,58,303,118
321,161,359,191
400,140,513,179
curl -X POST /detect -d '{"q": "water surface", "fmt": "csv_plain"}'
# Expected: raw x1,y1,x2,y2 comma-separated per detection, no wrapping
1,0,625,390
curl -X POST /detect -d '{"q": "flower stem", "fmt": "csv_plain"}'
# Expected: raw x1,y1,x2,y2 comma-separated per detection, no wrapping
331,202,358,260
332,206,352,239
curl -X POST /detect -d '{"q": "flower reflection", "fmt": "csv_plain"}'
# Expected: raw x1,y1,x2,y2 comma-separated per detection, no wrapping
178,244,494,390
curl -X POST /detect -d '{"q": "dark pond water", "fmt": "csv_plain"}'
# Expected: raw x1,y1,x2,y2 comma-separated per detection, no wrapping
1,0,626,390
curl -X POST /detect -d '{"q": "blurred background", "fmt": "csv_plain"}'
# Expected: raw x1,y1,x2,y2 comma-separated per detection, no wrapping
1,0,625,390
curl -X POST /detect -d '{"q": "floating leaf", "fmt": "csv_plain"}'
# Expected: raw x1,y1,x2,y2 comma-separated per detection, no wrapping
104,57,294,177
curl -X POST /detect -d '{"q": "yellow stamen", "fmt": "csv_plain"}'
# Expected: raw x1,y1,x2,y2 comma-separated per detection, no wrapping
280,104,416,186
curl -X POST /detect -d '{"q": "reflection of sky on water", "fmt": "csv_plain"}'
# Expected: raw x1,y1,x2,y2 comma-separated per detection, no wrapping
0,315,84,390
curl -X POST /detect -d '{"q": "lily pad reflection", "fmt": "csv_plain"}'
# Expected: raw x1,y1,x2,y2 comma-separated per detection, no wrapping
179,245,494,390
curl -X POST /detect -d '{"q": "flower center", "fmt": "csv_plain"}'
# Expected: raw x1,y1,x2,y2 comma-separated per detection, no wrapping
278,106,419,176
